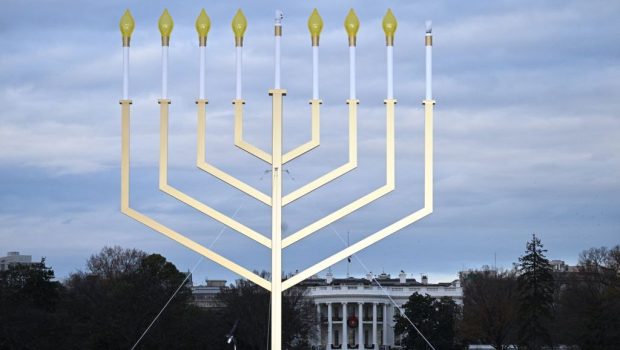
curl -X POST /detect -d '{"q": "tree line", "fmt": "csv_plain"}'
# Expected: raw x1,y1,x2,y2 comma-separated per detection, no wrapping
394,235,620,350
1,237,619,349
0,246,314,350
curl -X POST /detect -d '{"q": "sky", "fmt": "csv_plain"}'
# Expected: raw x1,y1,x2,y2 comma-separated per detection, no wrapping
1,0,619,285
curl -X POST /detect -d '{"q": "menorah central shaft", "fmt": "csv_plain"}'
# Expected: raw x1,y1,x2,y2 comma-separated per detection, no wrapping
270,89,286,349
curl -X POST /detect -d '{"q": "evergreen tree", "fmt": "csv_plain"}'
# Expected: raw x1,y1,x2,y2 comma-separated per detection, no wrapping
394,292,462,350
516,234,554,349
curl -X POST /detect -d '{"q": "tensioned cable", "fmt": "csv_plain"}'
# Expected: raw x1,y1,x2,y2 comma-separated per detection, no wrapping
330,227,437,350
130,200,245,350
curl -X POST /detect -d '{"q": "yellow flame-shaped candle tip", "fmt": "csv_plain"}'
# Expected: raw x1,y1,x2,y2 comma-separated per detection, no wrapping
158,9,174,38
382,9,398,45
119,10,135,45
308,9,323,45
195,9,211,45
232,9,248,46
344,9,360,46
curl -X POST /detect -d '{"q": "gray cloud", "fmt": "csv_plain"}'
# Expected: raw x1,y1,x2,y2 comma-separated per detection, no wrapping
1,0,618,284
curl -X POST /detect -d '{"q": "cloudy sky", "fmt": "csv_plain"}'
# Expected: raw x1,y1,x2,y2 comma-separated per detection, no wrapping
1,0,618,285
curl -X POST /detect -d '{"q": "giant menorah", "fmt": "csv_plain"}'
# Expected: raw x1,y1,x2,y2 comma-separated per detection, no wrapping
119,7,434,349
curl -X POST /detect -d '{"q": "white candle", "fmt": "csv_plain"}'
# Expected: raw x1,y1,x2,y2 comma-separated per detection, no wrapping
275,36,281,88
199,46,206,99
274,10,283,89
308,8,323,100
119,10,134,100
123,46,129,100
236,46,242,100
312,46,319,100
387,46,393,100
349,46,356,100
162,46,169,99
425,20,432,100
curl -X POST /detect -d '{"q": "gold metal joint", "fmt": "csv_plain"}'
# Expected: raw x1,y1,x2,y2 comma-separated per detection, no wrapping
122,36,131,47
422,99,436,105
385,36,394,46
199,37,207,46
235,37,244,47
308,99,323,105
232,99,246,105
195,99,209,105
384,99,397,104
425,35,432,46
348,36,357,47
158,99,171,105
275,26,282,36
119,99,133,105
161,36,170,46
268,89,287,96
346,99,360,105
311,36,320,46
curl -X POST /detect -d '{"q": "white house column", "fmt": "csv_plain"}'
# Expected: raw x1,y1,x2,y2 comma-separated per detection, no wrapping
358,303,363,348
342,302,348,350
372,303,378,349
328,303,333,347
316,304,321,346
382,303,388,346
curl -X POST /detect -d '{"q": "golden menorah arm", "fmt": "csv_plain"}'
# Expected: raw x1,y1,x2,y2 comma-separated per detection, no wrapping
282,99,396,248
157,100,271,247
282,99,321,164
196,100,271,206
233,100,273,164
282,208,431,290
120,100,271,290
122,208,271,290
282,100,359,206
282,100,435,291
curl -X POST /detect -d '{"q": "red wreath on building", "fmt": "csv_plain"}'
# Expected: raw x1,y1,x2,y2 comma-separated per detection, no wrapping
347,315,358,328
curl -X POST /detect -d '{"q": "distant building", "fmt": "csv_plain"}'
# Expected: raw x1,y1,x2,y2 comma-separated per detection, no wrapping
192,279,227,308
0,251,34,271
193,271,462,350
549,259,579,273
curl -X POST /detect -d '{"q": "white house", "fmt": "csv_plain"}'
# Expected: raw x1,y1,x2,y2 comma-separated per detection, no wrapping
193,271,462,350
304,271,462,350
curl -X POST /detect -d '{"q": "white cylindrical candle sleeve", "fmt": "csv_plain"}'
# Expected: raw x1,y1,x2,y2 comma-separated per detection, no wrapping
275,34,281,89
349,46,356,100
199,46,206,99
236,46,242,100
312,46,319,100
426,39,432,100
162,46,169,99
123,47,129,100
387,46,394,100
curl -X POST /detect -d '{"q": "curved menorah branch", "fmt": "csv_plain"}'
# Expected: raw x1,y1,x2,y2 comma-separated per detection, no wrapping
158,100,271,247
282,99,321,164
282,100,435,291
282,100,359,206
157,100,270,247
196,100,271,206
120,100,271,290
282,99,396,248
233,100,273,164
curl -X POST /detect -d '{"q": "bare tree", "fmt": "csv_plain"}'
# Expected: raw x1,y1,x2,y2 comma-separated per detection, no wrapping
86,245,146,278
460,270,518,350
